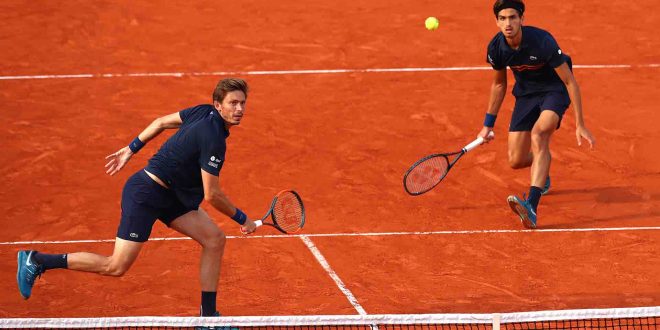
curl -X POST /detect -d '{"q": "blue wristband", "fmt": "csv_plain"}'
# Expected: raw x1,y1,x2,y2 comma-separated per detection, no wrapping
231,208,247,225
128,137,145,154
484,113,497,128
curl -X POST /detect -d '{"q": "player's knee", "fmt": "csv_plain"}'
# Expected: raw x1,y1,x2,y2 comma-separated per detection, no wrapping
531,131,550,151
507,152,527,169
103,262,131,277
201,229,226,252
508,159,527,169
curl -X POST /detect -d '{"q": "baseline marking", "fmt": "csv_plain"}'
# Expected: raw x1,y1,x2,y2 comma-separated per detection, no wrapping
1,226,659,245
0,64,658,80
300,235,368,315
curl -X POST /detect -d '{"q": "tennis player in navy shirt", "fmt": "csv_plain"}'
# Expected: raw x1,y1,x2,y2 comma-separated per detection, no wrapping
477,0,595,228
17,78,256,318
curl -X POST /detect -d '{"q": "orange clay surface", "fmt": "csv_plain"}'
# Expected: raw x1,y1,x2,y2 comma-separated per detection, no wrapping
1,0,659,318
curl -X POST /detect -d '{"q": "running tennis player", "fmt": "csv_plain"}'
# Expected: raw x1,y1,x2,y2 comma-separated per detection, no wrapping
477,0,595,228
17,78,256,318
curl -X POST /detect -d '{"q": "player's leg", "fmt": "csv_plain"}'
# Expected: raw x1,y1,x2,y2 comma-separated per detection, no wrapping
17,170,162,299
508,91,569,228
507,94,537,169
527,110,560,212
17,231,145,299
169,208,226,316
526,90,569,215
507,131,551,193
66,238,144,276
506,95,542,228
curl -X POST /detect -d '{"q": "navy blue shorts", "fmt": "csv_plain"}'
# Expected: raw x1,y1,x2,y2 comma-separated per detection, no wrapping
509,91,571,132
117,170,197,242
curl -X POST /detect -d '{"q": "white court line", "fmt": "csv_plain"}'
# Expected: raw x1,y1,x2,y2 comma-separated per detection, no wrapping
0,63,658,80
299,235,368,315
1,226,659,245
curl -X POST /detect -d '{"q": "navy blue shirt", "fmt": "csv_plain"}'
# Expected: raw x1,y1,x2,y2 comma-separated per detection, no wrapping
145,104,228,209
487,26,571,97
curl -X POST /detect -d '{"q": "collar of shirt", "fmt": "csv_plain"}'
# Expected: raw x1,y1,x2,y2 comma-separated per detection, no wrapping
502,26,529,52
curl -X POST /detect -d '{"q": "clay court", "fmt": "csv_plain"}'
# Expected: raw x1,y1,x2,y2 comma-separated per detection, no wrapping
0,0,658,320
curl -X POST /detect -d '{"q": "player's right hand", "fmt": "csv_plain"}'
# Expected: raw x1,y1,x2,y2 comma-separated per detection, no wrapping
576,125,595,150
478,127,495,143
241,218,257,235
105,146,134,176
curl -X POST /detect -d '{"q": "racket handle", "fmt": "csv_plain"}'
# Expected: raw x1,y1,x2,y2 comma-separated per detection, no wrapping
463,137,484,152
463,132,494,152
240,220,264,235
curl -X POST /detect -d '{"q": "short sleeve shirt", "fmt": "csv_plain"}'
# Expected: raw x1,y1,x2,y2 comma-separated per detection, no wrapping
486,26,570,97
145,104,228,208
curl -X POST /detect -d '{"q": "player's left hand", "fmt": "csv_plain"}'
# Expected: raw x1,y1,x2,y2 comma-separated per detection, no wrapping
105,146,134,176
240,218,258,235
477,127,495,144
576,125,595,149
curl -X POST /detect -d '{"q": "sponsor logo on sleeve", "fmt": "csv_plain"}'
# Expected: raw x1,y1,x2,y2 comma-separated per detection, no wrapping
487,54,495,65
208,156,223,168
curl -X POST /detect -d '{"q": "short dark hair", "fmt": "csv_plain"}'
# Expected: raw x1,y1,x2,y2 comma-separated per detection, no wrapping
212,78,249,103
493,0,525,17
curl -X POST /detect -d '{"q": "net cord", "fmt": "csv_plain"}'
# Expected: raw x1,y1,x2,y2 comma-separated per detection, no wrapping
1,306,658,328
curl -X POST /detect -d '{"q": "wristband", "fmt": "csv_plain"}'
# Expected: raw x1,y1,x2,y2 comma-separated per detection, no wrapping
231,208,247,225
128,137,145,154
484,113,497,128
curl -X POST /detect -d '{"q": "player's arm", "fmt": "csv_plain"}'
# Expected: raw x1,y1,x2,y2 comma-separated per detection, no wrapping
555,63,595,149
105,112,184,176
201,170,257,234
479,68,507,142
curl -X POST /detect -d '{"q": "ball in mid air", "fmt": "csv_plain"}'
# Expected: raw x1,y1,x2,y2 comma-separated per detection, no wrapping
425,17,439,31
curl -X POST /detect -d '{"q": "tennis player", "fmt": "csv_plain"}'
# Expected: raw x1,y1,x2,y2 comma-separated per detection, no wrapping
477,0,595,228
17,78,257,318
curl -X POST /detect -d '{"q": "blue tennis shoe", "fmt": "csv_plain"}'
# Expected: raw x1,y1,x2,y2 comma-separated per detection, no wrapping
17,250,45,299
507,194,537,229
541,176,551,195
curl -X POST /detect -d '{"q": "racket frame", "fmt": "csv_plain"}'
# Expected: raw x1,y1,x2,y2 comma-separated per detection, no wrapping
403,135,487,196
254,190,306,234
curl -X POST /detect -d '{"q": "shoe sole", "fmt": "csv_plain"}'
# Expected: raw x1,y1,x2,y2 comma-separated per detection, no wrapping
16,251,29,300
507,196,537,229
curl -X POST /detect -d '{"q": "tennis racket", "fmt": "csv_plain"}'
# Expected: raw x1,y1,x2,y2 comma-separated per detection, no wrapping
242,190,306,234
403,132,494,196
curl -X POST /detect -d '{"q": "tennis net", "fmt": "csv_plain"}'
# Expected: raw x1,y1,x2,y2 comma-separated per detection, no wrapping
1,306,658,329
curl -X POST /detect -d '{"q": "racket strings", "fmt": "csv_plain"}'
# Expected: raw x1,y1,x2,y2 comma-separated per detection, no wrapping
405,156,449,194
272,192,304,233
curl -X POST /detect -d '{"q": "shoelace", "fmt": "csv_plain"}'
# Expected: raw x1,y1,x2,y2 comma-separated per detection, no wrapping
521,193,537,216
25,264,46,284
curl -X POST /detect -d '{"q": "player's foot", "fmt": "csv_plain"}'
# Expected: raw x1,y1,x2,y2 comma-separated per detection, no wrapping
541,176,551,195
507,194,537,229
16,250,45,299
196,311,238,330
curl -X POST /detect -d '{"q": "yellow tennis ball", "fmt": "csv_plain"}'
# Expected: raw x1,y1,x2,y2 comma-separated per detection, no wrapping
425,17,439,31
